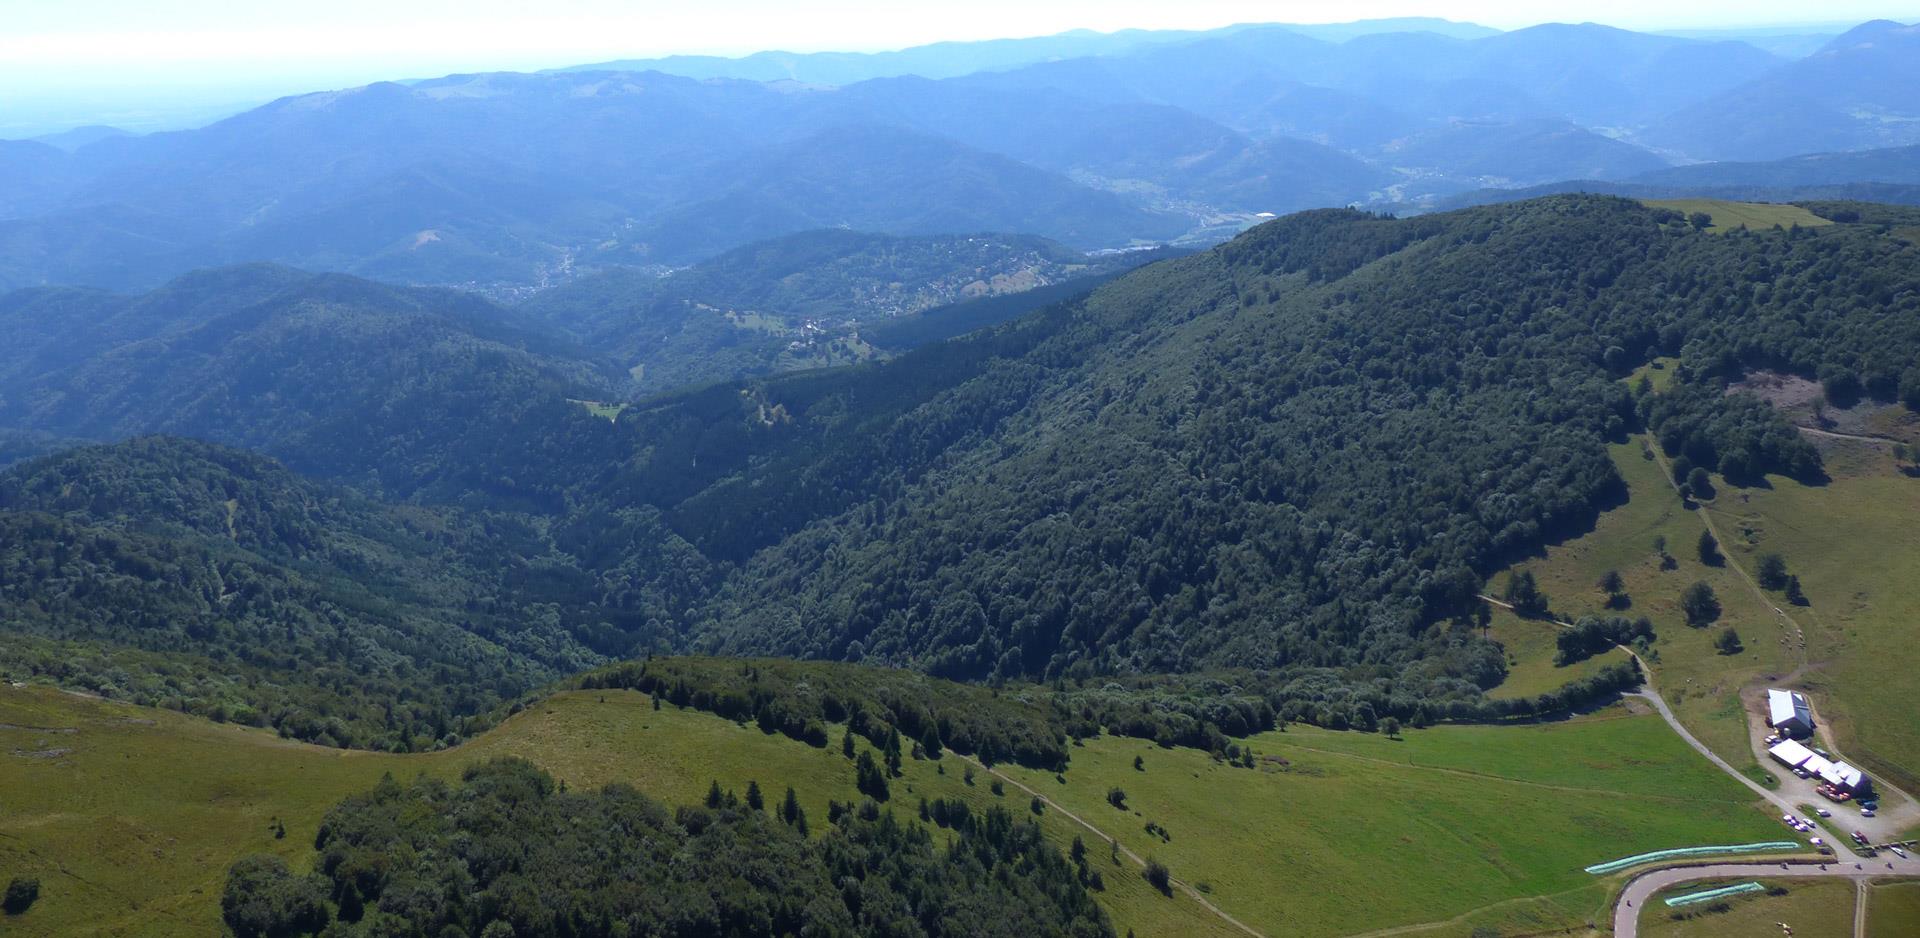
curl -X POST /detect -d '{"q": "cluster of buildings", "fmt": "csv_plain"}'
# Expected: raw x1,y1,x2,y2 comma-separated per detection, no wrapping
1764,688,1873,800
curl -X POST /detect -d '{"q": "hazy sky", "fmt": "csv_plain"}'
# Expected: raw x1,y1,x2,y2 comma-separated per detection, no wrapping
0,0,1907,134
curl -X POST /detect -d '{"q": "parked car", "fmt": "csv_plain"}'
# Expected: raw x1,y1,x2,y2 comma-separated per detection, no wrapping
1893,846,1910,859
1816,808,1832,817
1852,831,1870,844
1863,809,1877,817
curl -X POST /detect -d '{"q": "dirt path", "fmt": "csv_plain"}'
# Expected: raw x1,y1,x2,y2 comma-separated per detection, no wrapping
954,753,1269,938
1642,439,1811,668
1855,879,1869,938
1795,424,1899,446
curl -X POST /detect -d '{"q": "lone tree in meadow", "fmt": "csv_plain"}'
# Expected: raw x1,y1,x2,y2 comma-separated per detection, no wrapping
1107,787,1128,810
1382,716,1402,739
780,786,808,835
1714,628,1744,655
1504,569,1549,618
3,877,39,915
1757,554,1788,590
1785,575,1808,606
1697,530,1722,566
1682,581,1722,627
1143,857,1173,896
1597,570,1624,595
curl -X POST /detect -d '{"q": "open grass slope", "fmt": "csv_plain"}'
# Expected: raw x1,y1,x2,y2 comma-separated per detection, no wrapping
1493,397,1920,801
1705,434,1920,797
1869,879,1920,938
1483,607,1630,700
0,685,1226,938
1642,878,1855,937
1,680,1786,938
1493,438,1794,771
1641,198,1834,233
997,703,1780,938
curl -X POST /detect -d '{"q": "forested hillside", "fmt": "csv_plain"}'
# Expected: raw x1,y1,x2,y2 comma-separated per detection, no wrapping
221,757,1112,938
519,229,1142,393
4,196,1919,751
0,266,621,502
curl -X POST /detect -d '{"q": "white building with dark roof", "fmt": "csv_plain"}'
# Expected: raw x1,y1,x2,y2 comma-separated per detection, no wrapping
1768,688,1815,738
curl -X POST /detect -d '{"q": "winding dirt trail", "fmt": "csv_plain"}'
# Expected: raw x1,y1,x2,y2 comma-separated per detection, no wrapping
954,753,1270,938
1642,439,1810,668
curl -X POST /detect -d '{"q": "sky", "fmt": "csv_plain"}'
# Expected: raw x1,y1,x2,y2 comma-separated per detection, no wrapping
0,0,1909,135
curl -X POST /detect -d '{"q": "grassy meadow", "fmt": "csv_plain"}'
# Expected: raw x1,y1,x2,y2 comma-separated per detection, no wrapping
1484,607,1630,700
1,680,1791,938
1704,435,1920,797
1642,878,1855,938
997,704,1782,938
1491,437,1794,770
1868,879,1920,938
1642,198,1833,234
0,685,1232,938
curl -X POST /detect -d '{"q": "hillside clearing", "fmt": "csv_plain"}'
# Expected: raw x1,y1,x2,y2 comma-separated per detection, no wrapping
1642,198,1832,233
998,705,1780,938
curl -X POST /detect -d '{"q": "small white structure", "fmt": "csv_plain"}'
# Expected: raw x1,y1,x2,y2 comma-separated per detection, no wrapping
1767,689,1815,738
1819,760,1870,795
1769,738,1815,768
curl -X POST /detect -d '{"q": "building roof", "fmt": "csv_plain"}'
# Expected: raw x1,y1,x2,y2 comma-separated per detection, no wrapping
1768,688,1813,727
1821,760,1866,789
1769,738,1815,766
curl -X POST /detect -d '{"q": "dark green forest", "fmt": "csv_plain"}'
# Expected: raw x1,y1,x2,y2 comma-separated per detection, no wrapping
221,758,1113,938
3,195,1918,753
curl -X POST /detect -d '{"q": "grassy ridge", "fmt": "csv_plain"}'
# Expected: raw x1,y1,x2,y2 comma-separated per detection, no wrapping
1642,198,1833,233
0,680,1785,938
0,686,1223,938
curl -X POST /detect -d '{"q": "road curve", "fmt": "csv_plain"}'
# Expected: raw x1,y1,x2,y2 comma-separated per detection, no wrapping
1622,692,1860,861
1612,858,1920,938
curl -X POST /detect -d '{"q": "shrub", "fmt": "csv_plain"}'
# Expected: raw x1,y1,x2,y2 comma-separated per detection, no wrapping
2,878,38,915
1143,857,1172,896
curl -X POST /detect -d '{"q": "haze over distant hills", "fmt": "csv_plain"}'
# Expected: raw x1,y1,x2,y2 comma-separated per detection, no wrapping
1,17,1917,294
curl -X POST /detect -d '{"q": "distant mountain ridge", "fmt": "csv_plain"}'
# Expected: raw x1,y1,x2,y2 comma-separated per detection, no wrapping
555,18,1501,84
2,19,1917,292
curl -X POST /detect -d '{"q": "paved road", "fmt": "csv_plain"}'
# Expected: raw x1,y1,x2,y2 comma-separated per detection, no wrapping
1622,691,1861,861
1611,858,1920,938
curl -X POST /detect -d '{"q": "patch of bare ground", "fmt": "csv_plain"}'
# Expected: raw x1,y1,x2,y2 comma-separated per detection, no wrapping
1731,371,1920,445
